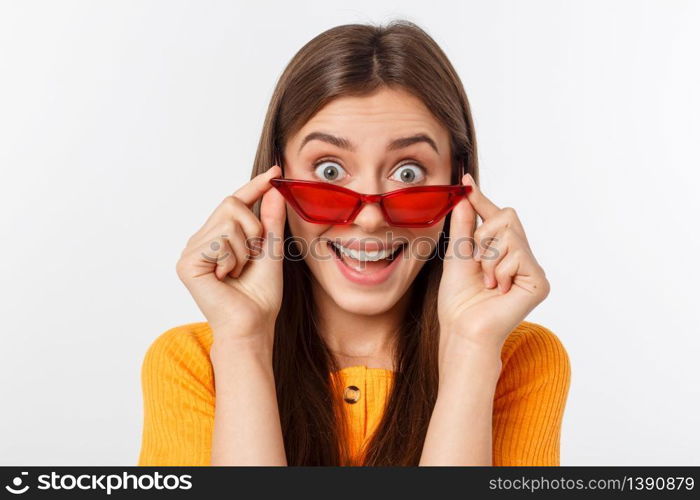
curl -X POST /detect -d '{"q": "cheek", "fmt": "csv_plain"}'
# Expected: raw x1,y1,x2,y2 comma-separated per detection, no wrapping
286,211,332,260
287,210,321,239
406,226,443,260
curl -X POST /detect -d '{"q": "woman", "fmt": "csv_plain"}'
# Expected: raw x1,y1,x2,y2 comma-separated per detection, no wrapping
138,20,570,466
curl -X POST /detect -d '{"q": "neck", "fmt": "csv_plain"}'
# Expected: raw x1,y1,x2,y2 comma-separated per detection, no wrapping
312,281,411,371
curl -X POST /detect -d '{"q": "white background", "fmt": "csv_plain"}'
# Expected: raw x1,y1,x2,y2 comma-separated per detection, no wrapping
1,0,698,466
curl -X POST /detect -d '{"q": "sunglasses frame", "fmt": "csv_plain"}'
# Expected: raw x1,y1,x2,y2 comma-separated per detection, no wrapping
269,172,471,229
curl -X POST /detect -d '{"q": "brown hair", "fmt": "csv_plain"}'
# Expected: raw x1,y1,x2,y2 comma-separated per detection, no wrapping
250,20,479,465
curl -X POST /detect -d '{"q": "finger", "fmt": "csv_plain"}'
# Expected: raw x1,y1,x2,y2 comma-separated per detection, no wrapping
493,248,545,296
213,197,264,249
472,208,526,251
177,239,217,282
212,236,237,281
223,222,251,279
247,182,287,280
191,222,249,280
444,174,477,263
444,199,477,261
232,165,282,208
473,217,501,263
493,249,521,294
498,207,527,238
479,228,516,288
182,220,240,275
196,232,236,280
463,173,501,222
189,192,266,251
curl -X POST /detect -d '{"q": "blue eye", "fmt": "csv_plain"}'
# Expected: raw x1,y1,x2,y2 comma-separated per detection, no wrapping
390,163,425,184
313,160,347,182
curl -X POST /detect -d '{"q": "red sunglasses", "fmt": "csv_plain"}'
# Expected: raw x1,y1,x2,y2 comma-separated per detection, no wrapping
269,176,471,228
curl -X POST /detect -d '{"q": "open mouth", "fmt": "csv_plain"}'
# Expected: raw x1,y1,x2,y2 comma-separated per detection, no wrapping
327,241,407,273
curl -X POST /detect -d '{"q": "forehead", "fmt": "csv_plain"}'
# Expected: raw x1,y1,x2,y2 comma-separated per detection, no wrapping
287,87,450,151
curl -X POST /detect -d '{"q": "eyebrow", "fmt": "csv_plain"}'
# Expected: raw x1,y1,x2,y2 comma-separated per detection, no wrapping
298,132,440,155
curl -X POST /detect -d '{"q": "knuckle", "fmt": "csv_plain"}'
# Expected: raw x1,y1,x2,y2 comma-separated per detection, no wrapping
218,220,235,237
501,207,517,227
242,215,263,239
538,276,551,298
482,246,497,263
502,206,517,217
175,257,188,278
474,226,491,244
482,234,498,251
487,233,503,249
502,229,521,248
474,226,494,250
228,200,262,233
179,244,189,259
511,248,525,261
224,194,243,208
502,227,516,240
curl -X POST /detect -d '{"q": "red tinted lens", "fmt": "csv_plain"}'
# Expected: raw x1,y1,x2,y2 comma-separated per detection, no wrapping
382,189,459,225
286,183,359,223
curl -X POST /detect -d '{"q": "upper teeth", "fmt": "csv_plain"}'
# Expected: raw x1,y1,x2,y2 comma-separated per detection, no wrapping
331,242,400,262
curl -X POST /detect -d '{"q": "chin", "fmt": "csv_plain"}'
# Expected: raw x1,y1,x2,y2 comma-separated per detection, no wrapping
325,287,404,316
311,257,422,317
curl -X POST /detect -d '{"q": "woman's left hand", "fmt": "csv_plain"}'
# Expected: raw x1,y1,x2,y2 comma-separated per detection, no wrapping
437,173,550,355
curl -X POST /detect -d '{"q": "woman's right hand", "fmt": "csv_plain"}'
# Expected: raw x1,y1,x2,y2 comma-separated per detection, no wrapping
175,165,286,345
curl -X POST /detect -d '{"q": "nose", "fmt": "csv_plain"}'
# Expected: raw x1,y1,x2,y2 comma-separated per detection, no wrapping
352,201,388,232
349,179,390,232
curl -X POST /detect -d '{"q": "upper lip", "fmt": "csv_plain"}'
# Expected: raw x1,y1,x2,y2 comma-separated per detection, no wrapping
326,238,406,252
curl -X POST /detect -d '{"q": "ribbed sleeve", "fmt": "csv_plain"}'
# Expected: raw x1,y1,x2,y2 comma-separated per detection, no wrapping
492,322,571,466
137,323,215,466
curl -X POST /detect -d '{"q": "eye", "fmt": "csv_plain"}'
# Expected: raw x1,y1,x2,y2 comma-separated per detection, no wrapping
313,160,347,182
390,163,426,184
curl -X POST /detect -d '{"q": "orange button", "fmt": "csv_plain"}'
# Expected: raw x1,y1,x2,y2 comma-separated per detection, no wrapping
343,385,360,404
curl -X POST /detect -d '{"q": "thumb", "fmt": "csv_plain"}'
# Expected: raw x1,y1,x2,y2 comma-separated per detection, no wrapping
444,174,478,266
252,184,287,279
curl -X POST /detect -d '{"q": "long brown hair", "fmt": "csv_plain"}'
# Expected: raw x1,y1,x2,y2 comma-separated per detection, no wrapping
249,20,479,465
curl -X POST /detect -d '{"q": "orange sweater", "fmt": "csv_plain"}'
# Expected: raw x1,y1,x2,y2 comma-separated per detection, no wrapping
137,320,570,466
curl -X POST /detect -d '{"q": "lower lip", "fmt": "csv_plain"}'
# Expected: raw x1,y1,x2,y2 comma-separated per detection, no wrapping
331,244,406,285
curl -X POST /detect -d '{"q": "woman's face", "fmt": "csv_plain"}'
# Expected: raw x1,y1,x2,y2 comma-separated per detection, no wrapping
282,86,453,316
